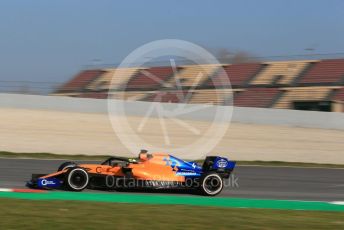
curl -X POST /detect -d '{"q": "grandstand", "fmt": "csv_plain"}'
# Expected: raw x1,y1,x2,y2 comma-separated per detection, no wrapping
234,88,280,108
250,60,312,85
206,63,262,87
333,87,344,101
86,67,141,91
273,87,334,110
126,66,175,90
57,69,105,93
53,58,344,112
145,90,188,103
298,59,344,84
164,64,219,88
188,89,233,105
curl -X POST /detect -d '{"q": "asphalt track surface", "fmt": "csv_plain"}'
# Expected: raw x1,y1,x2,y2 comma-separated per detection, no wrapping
0,158,343,202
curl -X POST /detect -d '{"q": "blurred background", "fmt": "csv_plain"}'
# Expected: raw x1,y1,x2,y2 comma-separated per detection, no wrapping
1,1,344,229
0,0,344,167
0,0,343,114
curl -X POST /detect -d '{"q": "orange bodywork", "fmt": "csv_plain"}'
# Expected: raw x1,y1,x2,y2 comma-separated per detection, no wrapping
42,153,186,182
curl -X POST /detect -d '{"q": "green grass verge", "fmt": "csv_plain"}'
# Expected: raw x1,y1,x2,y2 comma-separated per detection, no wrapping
0,198,343,230
1,191,344,212
1,150,344,168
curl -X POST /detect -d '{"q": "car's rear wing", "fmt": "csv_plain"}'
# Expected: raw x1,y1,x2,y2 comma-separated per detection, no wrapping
202,156,236,178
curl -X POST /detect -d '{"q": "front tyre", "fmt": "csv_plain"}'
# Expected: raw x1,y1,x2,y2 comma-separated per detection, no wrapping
65,168,89,191
58,162,77,171
200,173,223,196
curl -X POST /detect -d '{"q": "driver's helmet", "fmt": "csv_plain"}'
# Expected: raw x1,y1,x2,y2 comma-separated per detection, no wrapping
138,149,151,161
139,153,148,161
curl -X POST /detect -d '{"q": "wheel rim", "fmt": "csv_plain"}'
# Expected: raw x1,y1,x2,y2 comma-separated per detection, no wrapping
203,174,223,195
68,169,89,190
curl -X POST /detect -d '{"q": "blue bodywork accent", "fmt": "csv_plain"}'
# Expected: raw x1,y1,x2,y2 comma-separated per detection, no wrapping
163,155,236,178
164,155,202,177
212,157,236,170
37,178,62,188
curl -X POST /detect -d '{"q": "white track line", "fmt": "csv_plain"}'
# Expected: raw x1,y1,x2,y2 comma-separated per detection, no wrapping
330,201,344,205
0,188,13,192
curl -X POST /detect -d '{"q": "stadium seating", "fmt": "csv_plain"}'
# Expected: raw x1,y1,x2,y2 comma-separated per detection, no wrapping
54,58,344,112
110,91,149,101
298,59,344,84
77,92,108,99
165,64,220,88
207,63,262,87
333,87,344,101
251,61,311,85
188,89,234,105
126,66,174,90
145,91,187,103
234,88,280,108
59,70,105,92
274,87,332,109
86,68,141,91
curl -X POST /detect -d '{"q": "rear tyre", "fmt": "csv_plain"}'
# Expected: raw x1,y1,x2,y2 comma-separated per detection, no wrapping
58,162,77,171
65,168,89,191
199,173,223,196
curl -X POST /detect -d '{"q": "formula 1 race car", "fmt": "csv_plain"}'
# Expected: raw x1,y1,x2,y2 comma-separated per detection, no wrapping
27,150,236,196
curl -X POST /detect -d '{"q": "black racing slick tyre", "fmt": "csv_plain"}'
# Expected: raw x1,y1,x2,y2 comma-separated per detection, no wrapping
199,173,224,196
65,168,89,191
58,162,77,172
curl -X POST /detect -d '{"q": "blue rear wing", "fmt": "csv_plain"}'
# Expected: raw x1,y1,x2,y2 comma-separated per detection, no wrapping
212,157,236,170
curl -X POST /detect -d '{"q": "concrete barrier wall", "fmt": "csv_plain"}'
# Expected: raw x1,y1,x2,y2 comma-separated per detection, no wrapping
1,93,343,130
1,93,344,163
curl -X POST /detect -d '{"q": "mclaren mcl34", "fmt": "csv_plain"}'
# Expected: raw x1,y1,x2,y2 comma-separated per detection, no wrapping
27,151,236,196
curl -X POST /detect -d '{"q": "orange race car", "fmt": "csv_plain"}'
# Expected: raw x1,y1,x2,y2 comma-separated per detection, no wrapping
27,150,236,196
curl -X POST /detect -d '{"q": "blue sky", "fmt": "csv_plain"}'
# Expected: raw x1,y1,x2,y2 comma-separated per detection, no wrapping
0,0,343,84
